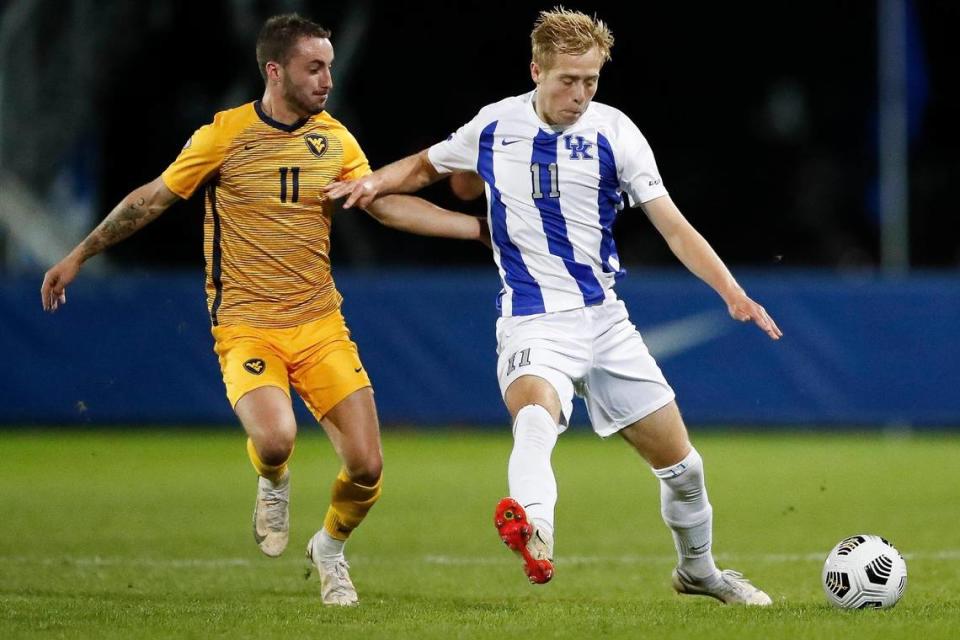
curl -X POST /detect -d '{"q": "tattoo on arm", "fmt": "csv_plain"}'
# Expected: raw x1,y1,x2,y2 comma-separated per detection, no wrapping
79,195,159,259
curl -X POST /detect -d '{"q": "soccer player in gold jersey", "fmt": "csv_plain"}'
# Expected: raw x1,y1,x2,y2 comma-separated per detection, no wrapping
40,14,486,606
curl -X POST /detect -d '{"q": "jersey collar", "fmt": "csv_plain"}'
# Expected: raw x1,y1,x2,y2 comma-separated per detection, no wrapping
254,100,313,133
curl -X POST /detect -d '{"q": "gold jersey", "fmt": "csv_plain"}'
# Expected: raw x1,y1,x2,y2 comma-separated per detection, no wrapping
161,101,370,328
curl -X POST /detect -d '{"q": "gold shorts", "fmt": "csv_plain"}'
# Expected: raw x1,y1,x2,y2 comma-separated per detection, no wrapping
212,308,372,421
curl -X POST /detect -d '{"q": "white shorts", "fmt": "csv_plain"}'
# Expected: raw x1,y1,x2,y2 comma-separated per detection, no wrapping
496,299,675,437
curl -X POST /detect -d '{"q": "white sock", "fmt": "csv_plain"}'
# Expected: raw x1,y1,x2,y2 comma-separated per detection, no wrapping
312,529,346,561
507,404,559,536
652,447,718,579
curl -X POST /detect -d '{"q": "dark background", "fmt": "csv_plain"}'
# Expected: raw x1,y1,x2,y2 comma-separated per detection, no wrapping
3,1,960,428
23,1,960,271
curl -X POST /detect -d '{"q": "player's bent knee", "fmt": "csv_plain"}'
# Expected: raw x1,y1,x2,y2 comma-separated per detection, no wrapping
506,377,563,422
347,456,382,486
253,426,296,464
257,440,294,466
341,443,382,485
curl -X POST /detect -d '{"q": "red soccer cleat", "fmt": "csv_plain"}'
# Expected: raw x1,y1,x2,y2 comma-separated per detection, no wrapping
494,497,554,584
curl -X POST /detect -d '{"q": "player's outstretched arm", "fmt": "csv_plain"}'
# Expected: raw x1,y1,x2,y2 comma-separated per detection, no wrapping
364,195,489,246
642,195,782,340
41,177,181,312
325,150,442,209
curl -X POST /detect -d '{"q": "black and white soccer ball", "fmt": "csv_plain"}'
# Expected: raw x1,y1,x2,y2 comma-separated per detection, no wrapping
822,534,907,609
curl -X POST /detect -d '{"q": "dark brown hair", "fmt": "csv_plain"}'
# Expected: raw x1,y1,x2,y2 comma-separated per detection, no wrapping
255,14,331,82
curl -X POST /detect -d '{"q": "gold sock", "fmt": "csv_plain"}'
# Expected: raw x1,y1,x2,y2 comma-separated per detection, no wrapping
246,437,290,484
322,468,382,541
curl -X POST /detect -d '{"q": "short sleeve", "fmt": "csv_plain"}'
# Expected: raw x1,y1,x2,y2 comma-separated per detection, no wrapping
161,117,230,199
338,128,372,181
615,113,668,206
427,111,487,173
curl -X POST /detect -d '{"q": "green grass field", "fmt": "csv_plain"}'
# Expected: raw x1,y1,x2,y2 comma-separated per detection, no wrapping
1,428,958,639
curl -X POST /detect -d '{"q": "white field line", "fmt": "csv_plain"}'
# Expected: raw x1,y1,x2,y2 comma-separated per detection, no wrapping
1,550,958,570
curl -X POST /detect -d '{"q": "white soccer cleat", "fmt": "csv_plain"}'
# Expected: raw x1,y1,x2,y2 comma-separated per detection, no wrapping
306,533,359,606
672,567,773,606
252,473,289,557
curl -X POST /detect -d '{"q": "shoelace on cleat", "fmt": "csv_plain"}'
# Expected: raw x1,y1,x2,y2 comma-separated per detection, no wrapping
717,570,760,597
259,486,288,530
321,560,356,599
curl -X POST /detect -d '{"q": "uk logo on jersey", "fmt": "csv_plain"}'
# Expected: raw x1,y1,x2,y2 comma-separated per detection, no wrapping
564,135,593,160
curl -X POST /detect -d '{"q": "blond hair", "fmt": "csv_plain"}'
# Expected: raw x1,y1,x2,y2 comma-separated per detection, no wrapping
530,7,614,69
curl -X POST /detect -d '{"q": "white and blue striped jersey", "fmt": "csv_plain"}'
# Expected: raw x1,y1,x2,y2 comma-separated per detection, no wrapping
428,91,668,317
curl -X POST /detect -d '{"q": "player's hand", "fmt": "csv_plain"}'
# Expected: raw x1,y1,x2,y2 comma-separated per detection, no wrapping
725,290,782,340
324,176,381,209
41,256,80,312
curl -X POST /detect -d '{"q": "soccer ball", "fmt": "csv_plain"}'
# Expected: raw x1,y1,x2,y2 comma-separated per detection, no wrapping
822,534,907,609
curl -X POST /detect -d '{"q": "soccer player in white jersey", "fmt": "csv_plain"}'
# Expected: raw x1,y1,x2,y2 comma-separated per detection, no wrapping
326,8,781,605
